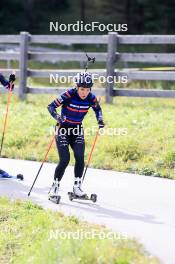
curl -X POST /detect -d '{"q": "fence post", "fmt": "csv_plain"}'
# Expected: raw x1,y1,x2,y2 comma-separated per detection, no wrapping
106,32,117,103
19,32,29,100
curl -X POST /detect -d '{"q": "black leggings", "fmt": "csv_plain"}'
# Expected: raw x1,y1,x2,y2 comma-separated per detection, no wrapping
54,124,85,181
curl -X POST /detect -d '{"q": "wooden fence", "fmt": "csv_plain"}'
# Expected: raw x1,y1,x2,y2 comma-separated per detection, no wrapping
0,32,175,102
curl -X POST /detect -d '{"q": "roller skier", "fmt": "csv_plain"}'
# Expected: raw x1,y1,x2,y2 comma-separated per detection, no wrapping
47,70,105,203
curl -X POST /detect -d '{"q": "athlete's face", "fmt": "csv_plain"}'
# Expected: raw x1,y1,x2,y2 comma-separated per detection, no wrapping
77,87,91,100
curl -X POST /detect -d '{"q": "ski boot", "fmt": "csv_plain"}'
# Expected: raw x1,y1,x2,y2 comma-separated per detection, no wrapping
68,177,97,203
48,179,61,204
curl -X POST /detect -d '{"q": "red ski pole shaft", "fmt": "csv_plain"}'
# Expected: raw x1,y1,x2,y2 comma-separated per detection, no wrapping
28,135,55,196
82,129,100,182
0,82,13,157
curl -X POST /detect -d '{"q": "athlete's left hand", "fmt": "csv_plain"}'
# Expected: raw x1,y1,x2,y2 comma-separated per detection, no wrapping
9,74,16,83
6,74,16,90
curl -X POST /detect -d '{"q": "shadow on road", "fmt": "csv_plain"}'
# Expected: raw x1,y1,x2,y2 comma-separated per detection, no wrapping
61,200,163,225
0,179,163,226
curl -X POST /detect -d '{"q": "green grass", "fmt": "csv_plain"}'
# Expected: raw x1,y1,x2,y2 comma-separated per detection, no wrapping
0,93,174,179
0,197,159,264
1,94,175,179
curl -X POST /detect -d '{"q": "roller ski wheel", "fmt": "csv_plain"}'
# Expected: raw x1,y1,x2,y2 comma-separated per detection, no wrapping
68,192,74,201
48,194,61,204
16,174,24,181
68,192,97,203
90,193,97,203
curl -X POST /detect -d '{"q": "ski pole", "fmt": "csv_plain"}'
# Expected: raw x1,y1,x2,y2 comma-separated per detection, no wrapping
28,135,55,196
82,128,100,183
85,53,95,72
0,81,13,157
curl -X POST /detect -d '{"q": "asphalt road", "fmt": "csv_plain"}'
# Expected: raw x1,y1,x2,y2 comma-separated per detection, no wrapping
1,157,175,264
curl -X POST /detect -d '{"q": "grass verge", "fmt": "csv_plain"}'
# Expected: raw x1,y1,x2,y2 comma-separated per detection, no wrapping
1,94,175,179
0,197,159,264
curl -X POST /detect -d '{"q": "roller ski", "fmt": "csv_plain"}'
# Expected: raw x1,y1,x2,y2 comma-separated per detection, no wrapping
68,177,97,203
68,191,97,203
0,169,24,181
48,180,61,204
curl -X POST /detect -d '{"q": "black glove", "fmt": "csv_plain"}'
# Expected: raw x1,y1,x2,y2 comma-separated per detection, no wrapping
98,120,105,128
9,74,16,83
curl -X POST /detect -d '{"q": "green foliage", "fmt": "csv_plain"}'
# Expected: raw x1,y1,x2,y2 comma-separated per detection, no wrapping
139,167,155,176
0,197,159,264
0,0,69,34
0,0,174,34
1,94,175,179
163,151,175,169
111,140,143,162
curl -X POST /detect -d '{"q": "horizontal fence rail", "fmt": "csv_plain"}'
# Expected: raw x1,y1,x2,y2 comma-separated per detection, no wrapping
29,52,107,62
119,53,175,64
118,35,175,44
0,32,175,102
113,89,175,98
1,34,175,44
1,68,174,81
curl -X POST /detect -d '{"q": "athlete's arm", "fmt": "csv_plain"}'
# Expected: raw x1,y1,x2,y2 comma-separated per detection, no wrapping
47,89,74,123
91,96,105,128
0,73,15,90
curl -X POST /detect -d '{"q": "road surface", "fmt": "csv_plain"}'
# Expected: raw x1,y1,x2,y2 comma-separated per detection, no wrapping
1,158,175,264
